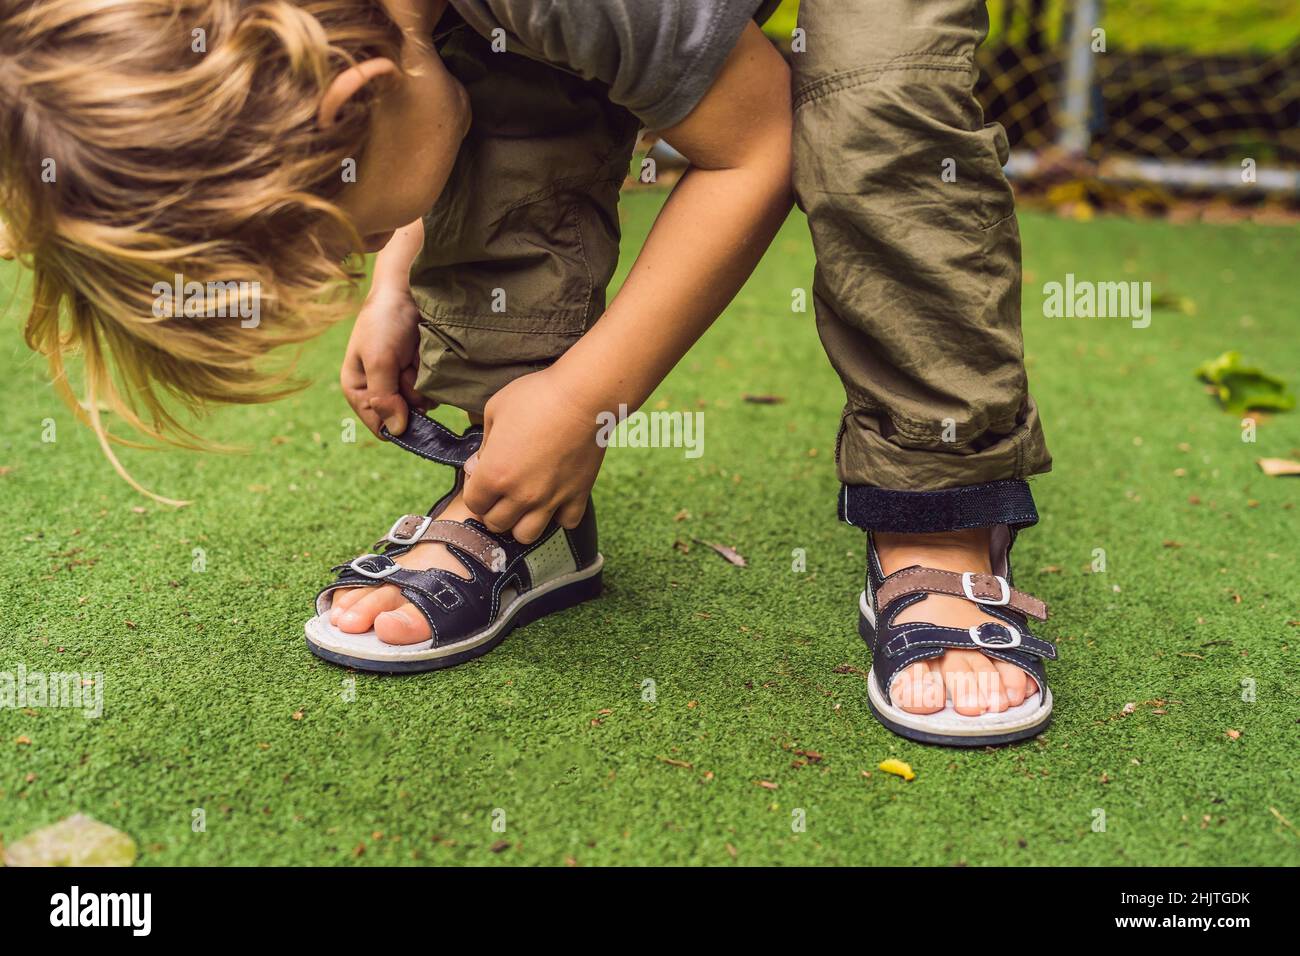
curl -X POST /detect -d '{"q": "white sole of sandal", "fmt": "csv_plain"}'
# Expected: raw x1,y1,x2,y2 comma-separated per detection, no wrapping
304,555,603,673
859,590,1053,746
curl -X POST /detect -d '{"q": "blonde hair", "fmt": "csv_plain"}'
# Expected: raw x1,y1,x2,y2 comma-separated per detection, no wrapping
0,0,405,502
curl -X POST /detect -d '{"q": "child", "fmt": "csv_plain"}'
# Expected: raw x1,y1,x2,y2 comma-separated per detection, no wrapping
4,0,1057,747
332,0,1059,745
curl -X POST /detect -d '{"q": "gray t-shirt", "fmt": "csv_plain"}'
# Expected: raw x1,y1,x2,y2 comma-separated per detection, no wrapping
448,0,765,130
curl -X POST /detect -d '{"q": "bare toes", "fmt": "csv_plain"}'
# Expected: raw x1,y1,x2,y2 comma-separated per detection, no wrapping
892,661,944,714
328,587,368,623
374,604,432,645
969,656,1008,713
941,657,984,716
994,660,1028,706
336,586,404,633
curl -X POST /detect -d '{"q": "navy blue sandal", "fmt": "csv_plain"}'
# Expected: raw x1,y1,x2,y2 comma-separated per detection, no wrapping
304,415,602,673
859,527,1056,747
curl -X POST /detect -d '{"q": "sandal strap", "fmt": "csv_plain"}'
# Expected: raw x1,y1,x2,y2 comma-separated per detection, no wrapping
380,414,482,467
379,516,506,572
882,621,1057,661
875,568,1048,621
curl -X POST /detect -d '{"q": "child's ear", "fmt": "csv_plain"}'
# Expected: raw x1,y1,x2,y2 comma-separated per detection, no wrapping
318,58,399,128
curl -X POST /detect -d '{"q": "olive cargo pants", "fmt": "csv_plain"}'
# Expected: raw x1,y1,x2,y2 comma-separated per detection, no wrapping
412,2,1051,534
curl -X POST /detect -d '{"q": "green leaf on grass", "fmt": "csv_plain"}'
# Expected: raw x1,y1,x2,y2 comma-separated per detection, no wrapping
1194,351,1295,414
3,813,136,867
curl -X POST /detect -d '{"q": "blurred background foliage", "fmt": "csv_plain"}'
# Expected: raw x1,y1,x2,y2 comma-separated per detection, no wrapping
761,0,1300,54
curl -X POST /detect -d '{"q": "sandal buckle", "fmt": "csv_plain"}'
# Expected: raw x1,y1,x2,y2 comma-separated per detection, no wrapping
969,622,1022,649
349,553,401,579
386,514,432,545
961,571,1010,606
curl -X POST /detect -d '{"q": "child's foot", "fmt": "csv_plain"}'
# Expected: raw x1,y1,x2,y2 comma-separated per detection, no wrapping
328,492,479,645
874,528,1039,716
305,414,603,673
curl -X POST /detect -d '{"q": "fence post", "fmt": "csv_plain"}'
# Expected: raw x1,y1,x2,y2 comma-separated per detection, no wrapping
1057,0,1102,154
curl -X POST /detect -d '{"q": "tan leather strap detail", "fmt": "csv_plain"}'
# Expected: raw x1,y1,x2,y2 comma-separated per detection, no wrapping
384,516,506,572
874,568,1049,621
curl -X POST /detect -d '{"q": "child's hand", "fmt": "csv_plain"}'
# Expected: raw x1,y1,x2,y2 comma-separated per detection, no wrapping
463,368,605,544
341,289,432,436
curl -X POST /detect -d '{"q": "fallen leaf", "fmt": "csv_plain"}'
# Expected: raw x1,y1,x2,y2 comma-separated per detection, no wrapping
694,540,747,567
742,394,786,405
15,735,31,746
672,539,691,554
656,756,693,769
490,840,510,853
1195,351,1295,414
878,758,915,782
673,509,690,522
725,842,738,858
1039,565,1062,573
755,780,778,790
1162,540,1183,549
3,813,136,867
1121,702,1137,715
1225,729,1241,739
1258,457,1300,477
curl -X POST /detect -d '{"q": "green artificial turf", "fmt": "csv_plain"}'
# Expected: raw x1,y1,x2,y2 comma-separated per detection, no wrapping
1,192,1297,866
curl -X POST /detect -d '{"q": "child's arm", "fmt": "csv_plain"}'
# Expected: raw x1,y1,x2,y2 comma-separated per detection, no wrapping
463,23,793,542
340,219,429,437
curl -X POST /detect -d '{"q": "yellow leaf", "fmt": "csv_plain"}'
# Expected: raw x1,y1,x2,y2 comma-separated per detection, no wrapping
878,758,915,782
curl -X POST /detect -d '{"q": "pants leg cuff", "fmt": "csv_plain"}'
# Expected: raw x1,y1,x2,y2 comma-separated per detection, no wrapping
839,479,1039,533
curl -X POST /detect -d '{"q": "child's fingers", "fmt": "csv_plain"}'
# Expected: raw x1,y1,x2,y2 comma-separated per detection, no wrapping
510,508,553,545
555,497,588,530
480,497,526,537
398,365,434,413
368,393,409,436
341,358,385,436
462,469,502,517
347,393,384,437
